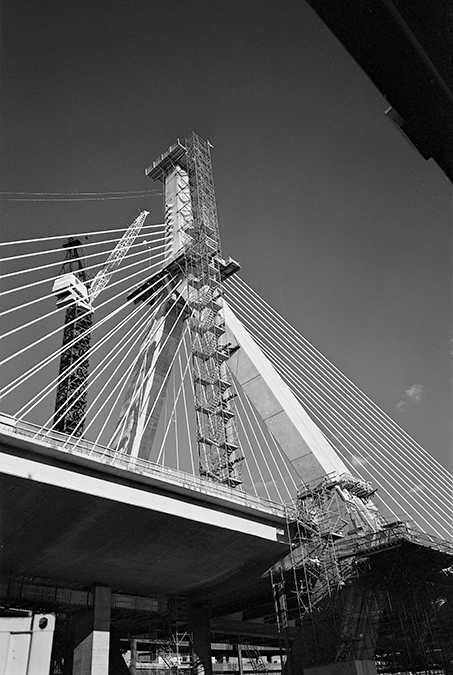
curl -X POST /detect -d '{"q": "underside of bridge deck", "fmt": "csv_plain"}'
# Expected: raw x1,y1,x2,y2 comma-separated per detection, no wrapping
0,432,291,673
2,431,453,675
0,441,288,607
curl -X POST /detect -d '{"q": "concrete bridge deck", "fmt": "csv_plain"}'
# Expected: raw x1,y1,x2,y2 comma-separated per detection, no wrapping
0,418,289,610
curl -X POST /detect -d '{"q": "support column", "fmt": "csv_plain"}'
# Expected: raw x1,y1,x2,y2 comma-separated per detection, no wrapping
237,644,244,675
224,302,349,485
335,578,384,663
130,638,138,675
285,631,302,675
72,586,111,675
188,603,212,675
288,576,383,675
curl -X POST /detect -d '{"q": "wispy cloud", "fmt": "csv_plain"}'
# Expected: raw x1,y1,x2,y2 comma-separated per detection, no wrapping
396,383,425,411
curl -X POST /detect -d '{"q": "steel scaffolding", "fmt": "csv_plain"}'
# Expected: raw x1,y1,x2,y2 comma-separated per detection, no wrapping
184,133,243,487
277,483,453,671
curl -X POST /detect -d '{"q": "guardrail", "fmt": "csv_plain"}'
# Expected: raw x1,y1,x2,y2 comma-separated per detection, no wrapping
335,522,453,558
0,414,286,519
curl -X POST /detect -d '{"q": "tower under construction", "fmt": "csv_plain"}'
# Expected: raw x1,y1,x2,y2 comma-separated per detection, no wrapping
111,133,243,486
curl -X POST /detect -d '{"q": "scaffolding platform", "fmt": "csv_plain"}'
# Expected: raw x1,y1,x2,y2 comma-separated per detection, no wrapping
145,141,188,181
336,522,453,563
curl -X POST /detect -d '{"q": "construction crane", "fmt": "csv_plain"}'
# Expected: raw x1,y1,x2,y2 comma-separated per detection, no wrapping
52,210,149,436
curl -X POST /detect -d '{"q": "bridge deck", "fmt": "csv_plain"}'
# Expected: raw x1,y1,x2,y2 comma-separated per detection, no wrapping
0,416,286,522
0,419,288,607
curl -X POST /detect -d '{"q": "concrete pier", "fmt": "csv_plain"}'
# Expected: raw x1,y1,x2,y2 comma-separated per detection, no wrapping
72,587,111,675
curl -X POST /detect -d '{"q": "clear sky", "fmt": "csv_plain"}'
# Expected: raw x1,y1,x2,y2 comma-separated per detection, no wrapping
1,0,452,475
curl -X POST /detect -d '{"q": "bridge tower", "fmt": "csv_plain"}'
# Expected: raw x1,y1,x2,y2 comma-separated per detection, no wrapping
104,134,453,675
111,133,243,486
112,133,392,522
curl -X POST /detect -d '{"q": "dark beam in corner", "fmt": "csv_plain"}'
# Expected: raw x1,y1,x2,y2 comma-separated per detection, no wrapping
305,0,453,181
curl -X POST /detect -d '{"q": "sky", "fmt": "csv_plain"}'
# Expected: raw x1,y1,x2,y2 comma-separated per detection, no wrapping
1,0,452,481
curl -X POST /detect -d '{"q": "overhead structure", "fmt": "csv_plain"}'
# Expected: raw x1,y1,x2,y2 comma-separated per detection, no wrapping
304,0,453,182
52,210,149,436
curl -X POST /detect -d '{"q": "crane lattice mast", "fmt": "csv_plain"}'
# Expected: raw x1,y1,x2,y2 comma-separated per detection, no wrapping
52,211,149,436
53,238,92,435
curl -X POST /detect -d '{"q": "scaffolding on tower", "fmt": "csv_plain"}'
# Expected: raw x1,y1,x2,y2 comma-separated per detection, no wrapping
181,133,243,486
272,473,453,670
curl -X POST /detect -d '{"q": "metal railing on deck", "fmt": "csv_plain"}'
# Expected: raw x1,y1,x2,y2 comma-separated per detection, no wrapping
335,522,453,558
0,414,286,519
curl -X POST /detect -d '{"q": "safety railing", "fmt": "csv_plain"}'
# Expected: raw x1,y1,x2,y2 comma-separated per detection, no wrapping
335,522,453,558
0,413,286,520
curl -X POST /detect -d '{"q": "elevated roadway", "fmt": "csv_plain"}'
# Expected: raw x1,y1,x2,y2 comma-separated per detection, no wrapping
0,418,289,610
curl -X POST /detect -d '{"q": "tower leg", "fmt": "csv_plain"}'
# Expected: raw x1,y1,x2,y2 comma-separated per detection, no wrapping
335,578,384,662
289,576,383,675
110,296,187,460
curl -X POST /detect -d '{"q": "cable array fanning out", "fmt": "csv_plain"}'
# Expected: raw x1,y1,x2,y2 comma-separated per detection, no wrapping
223,275,453,540
0,223,451,535
0,224,298,503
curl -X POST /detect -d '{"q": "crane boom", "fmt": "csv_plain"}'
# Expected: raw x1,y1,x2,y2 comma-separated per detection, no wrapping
88,210,149,304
